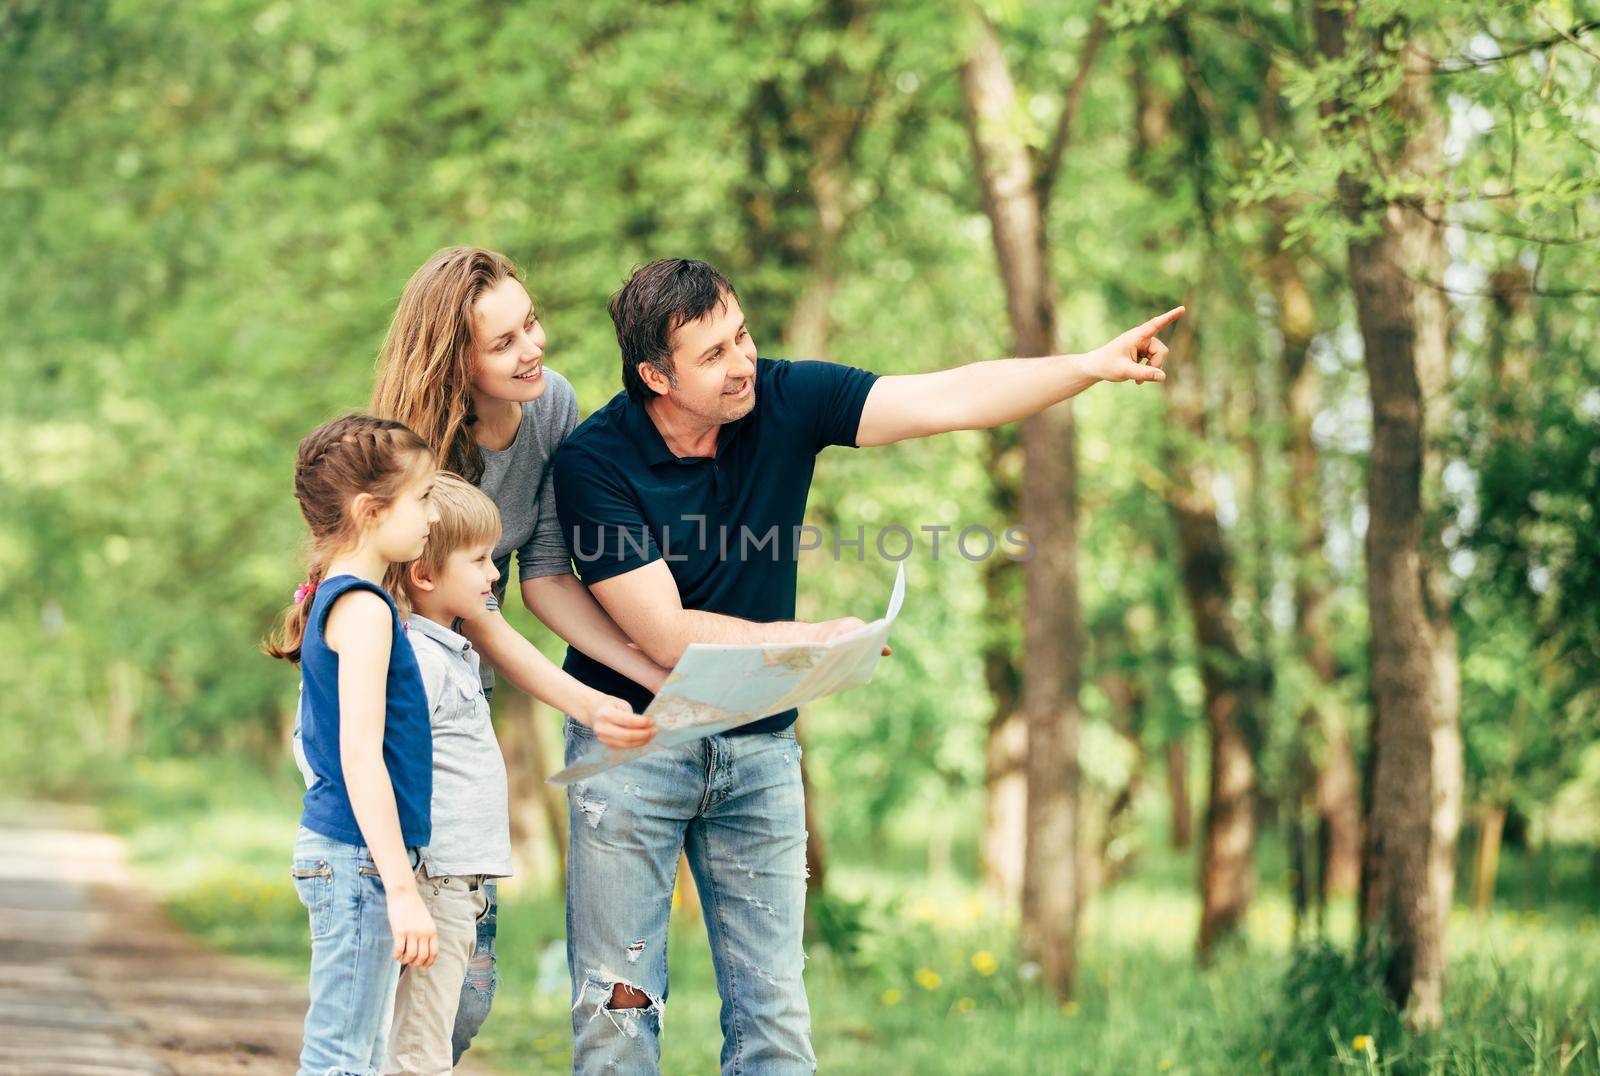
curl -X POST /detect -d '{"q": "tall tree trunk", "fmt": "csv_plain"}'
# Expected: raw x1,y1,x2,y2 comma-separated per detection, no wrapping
496,685,567,892
1268,236,1363,905
751,0,888,905
1166,316,1262,962
960,7,1104,998
785,272,841,903
795,724,828,897
1406,139,1464,970
1471,803,1506,914
1348,193,1445,1024
1166,737,1192,850
1317,730,1362,897
1313,8,1459,1027
981,430,1026,902
1132,56,1264,962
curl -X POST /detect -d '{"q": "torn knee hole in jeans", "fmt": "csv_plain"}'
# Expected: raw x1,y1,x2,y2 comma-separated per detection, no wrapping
575,967,664,1039
573,789,608,828
464,947,495,992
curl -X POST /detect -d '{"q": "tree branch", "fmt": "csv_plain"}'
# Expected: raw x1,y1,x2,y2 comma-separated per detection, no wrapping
1400,201,1600,247
1411,273,1600,300
1431,19,1600,73
1035,8,1110,205
1537,10,1600,64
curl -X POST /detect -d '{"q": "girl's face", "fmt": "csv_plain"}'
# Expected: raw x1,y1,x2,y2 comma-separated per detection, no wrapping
369,459,439,564
470,276,548,405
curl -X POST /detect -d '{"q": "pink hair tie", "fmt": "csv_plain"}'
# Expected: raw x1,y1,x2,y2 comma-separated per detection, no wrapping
293,580,318,605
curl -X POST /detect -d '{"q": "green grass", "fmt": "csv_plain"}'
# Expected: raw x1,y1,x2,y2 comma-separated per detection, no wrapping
82,756,1600,1074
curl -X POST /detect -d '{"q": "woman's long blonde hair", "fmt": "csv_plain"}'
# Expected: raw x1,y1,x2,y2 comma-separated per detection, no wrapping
371,246,524,484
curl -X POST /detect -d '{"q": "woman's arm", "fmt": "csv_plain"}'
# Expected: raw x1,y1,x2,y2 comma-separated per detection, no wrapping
522,571,671,691
326,590,437,968
457,606,657,749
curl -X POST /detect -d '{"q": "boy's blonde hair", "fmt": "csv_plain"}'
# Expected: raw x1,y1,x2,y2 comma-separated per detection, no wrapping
408,473,502,591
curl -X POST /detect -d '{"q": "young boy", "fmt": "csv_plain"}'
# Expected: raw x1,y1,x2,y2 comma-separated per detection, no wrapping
386,474,513,1074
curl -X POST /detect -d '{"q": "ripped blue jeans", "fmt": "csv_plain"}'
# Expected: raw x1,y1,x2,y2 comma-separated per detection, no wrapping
564,717,815,1075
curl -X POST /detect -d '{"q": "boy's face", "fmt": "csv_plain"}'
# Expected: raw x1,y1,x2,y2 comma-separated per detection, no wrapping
430,541,500,620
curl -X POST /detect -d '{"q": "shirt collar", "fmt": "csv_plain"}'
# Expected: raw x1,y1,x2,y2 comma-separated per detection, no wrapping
407,614,472,656
620,382,755,468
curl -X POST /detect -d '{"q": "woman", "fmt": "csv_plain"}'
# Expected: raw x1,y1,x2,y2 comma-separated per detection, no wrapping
371,246,667,1060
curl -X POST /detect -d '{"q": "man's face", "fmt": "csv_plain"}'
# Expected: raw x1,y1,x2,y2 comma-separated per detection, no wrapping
655,294,758,424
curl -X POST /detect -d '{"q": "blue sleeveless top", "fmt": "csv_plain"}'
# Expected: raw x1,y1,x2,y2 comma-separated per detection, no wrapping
298,575,432,847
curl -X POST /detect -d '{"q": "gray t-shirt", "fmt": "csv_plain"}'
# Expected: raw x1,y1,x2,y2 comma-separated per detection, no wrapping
478,368,580,588
408,614,512,878
474,368,580,690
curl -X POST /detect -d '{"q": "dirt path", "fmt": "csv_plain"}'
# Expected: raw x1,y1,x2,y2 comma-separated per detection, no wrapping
0,804,493,1075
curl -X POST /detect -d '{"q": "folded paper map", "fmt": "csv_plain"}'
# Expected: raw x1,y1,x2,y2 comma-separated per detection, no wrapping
548,563,907,785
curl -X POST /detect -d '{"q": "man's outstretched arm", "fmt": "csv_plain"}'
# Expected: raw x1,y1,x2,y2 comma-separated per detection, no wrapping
854,307,1184,447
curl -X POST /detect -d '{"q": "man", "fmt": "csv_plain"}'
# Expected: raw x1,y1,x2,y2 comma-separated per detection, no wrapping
552,258,1179,1074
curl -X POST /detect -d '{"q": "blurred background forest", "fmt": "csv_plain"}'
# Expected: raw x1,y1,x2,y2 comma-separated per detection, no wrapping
3,0,1598,1072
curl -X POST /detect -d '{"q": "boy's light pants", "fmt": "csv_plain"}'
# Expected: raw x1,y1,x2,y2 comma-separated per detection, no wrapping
384,869,490,1076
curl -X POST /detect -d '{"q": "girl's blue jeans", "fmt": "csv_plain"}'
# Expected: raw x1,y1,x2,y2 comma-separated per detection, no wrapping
291,826,416,1076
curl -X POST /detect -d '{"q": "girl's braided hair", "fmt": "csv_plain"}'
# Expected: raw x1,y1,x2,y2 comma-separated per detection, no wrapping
262,414,433,663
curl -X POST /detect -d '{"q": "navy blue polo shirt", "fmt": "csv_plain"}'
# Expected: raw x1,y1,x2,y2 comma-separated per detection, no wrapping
552,357,879,735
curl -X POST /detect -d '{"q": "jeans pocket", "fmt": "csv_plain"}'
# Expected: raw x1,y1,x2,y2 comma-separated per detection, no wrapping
291,858,335,938
355,850,386,891
564,715,596,741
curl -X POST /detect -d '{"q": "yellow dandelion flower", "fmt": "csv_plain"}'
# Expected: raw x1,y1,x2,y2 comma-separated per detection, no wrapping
1157,1061,1174,1073
1062,1001,1081,1016
914,968,942,991
881,988,903,1006
955,997,976,1013
971,950,999,976
1259,1051,1273,1063
1352,1035,1374,1053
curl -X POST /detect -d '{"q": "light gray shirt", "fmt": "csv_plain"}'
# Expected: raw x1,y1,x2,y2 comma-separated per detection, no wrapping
479,367,580,588
474,368,580,691
408,614,512,878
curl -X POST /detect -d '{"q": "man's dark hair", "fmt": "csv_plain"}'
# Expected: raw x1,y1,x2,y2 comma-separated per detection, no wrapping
611,259,739,400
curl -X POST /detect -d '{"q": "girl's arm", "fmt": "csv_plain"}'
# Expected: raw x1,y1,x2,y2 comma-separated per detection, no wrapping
457,606,656,750
326,590,437,968
522,571,671,690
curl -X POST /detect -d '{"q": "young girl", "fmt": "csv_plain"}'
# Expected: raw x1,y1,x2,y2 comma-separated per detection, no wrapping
264,414,442,1075
370,246,663,1059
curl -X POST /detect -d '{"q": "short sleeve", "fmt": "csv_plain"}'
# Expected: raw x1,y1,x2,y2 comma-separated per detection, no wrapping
517,374,583,580
410,642,450,718
553,443,660,586
766,358,879,451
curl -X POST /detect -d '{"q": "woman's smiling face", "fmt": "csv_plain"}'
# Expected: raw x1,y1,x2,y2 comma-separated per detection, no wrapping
470,275,548,404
